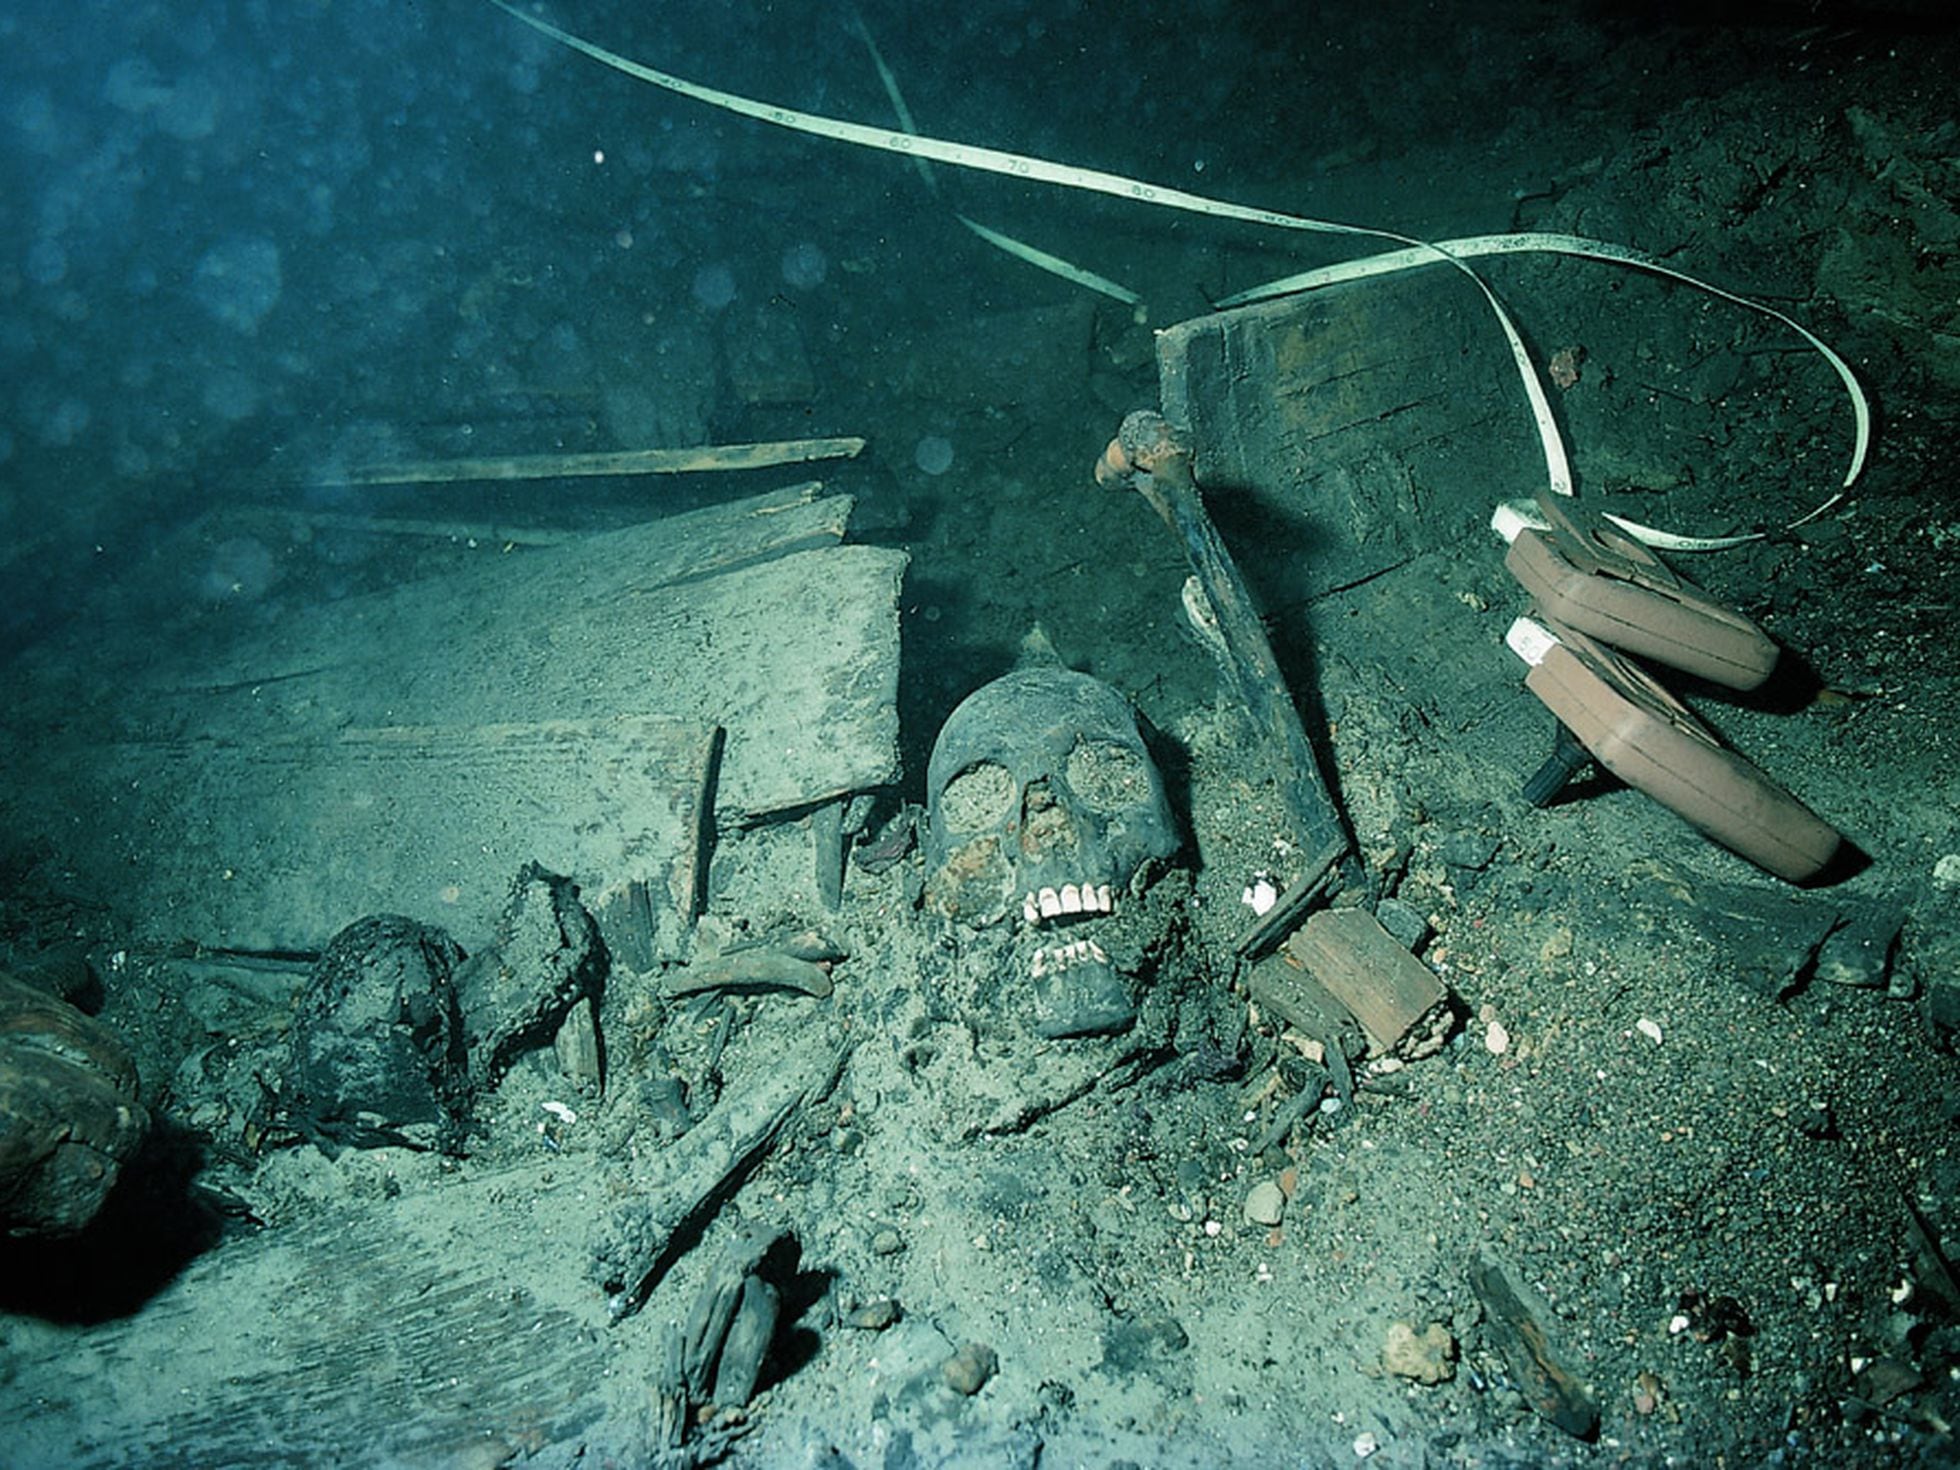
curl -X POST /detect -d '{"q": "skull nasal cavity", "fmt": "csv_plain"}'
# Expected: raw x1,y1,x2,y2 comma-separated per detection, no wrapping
1022,792,1077,853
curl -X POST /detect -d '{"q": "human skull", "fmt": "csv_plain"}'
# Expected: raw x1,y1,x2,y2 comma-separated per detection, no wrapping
923,668,1179,929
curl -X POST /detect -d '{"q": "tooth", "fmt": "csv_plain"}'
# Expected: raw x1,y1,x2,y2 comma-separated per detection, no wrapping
1088,939,1108,963
1096,884,1113,912
1039,887,1062,918
1023,893,1040,925
1061,883,1083,914
1031,948,1049,978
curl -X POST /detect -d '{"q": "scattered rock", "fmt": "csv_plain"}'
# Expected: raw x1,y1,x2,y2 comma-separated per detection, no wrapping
847,1298,901,1331
1243,1179,1287,1227
1374,897,1430,951
1814,904,1904,993
1382,1320,1457,1385
1632,1369,1665,1415
1438,829,1501,871
870,1227,905,1256
942,1341,998,1396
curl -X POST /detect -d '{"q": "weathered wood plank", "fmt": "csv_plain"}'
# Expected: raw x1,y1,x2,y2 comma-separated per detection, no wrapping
1286,907,1448,1056
129,517,905,823
1155,273,1527,604
2,482,906,949
6,1159,624,1468
23,715,717,952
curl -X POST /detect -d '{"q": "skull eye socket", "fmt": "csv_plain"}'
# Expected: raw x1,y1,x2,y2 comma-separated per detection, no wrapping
1065,738,1152,812
939,760,1016,831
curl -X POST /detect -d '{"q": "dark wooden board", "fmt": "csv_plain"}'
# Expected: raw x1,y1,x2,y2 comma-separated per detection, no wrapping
1156,271,1533,605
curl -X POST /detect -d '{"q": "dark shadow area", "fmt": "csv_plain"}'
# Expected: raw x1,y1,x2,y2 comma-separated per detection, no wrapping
758,1233,835,1392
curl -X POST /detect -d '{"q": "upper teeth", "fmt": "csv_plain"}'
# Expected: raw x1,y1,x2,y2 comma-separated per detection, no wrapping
1022,883,1114,924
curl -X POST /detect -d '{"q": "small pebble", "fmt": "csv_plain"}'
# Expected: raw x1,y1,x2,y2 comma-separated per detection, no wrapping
870,1228,905,1256
1243,1180,1287,1228
1381,1320,1457,1385
847,1297,901,1331
942,1341,998,1396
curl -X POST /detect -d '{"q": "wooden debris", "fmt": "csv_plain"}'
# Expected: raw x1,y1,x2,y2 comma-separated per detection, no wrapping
1106,411,1355,941
811,800,847,912
553,995,604,1093
294,436,867,488
14,484,902,952
597,1030,851,1321
6,1155,616,1463
1285,907,1450,1059
1233,833,1347,960
456,864,605,1089
1245,950,1365,1106
676,725,725,931
1154,273,1503,607
1469,1250,1600,1441
678,1225,785,1408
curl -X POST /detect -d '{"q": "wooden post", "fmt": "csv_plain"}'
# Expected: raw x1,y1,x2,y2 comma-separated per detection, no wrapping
1102,410,1357,949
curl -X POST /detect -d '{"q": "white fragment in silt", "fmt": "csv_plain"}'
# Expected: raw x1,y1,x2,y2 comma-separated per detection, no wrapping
1241,873,1278,916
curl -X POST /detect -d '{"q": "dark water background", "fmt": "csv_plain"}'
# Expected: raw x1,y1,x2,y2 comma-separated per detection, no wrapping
0,0,1944,652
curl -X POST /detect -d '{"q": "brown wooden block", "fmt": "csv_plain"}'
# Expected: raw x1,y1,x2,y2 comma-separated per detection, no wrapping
1285,907,1448,1057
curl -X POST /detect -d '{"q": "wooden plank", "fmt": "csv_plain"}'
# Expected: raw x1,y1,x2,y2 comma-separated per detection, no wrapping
1469,1250,1601,1441
1247,952,1362,1049
295,436,865,488
1286,907,1449,1057
135,499,904,820
2,483,903,950
5,1159,623,1468
27,716,718,953
1103,413,1353,927
1155,273,1526,604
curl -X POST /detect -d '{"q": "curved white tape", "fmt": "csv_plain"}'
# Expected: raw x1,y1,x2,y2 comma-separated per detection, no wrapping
1221,230,1869,502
